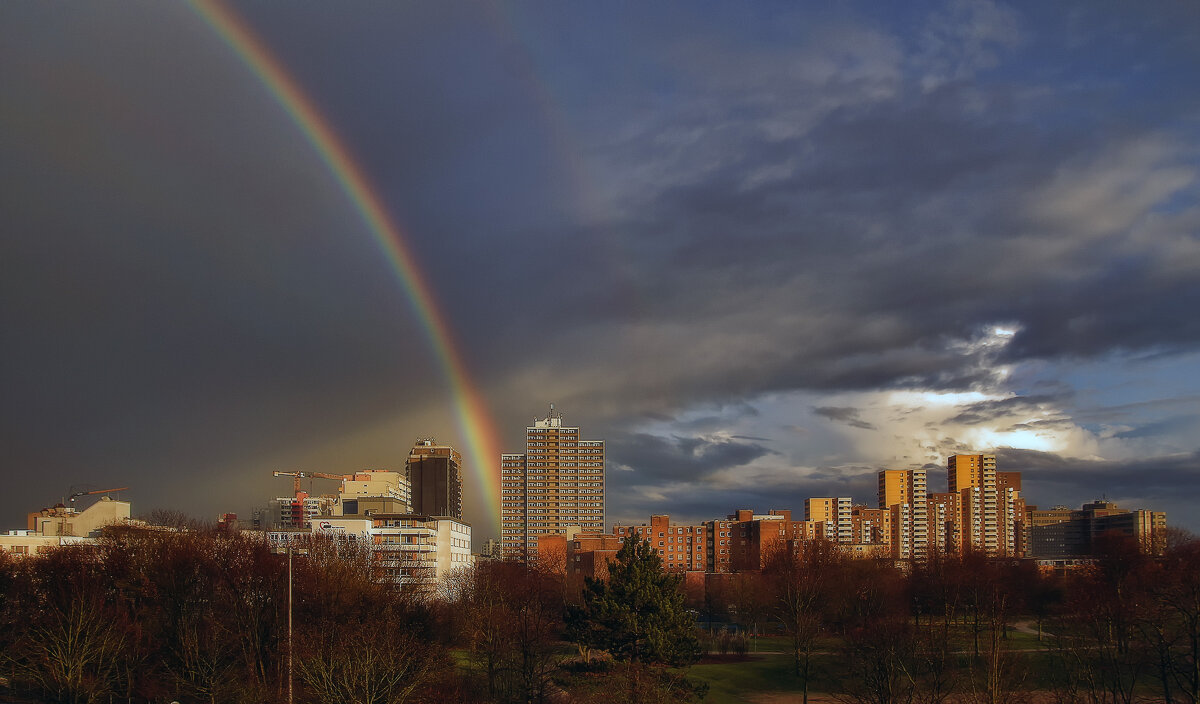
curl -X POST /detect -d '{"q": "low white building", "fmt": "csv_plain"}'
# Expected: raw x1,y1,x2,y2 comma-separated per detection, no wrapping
0,530,92,556
2,496,134,556
268,513,473,592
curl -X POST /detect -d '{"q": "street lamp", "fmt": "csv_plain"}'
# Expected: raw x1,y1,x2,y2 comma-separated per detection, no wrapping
288,541,293,704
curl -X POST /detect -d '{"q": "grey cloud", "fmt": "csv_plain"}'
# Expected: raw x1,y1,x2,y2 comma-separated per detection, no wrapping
913,0,1024,90
5,1,1200,537
608,465,881,527
1001,419,1077,433
608,433,775,483
946,394,1068,425
1110,415,1200,441
998,448,1200,494
813,406,877,431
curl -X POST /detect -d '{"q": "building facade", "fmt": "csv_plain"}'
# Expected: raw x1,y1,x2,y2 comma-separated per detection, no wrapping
270,514,473,591
851,505,892,549
406,439,462,519
879,469,928,560
335,469,410,517
997,471,1026,556
3,496,134,556
948,453,999,554
927,492,962,555
805,497,853,544
500,406,605,560
1026,500,1167,558
613,515,708,572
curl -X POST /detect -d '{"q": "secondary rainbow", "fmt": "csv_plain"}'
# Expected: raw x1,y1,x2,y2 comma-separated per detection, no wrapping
190,0,503,527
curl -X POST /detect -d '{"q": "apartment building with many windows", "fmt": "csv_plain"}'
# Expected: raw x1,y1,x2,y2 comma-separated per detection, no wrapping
500,405,604,560
879,469,928,560
613,515,708,572
949,453,999,554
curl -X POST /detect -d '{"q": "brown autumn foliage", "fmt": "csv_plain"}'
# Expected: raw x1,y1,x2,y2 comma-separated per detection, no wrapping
4,526,1200,704
453,560,565,704
0,528,456,704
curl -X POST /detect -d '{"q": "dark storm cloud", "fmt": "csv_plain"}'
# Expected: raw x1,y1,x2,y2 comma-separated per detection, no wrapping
479,4,1200,422
946,394,1068,426
813,406,877,431
998,448,1200,494
219,1,1200,422
1000,419,1077,434
608,433,774,483
4,1,1200,535
608,464,880,527
0,4,458,518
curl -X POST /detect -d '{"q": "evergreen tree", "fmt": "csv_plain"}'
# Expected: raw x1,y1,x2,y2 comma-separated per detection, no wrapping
568,536,701,667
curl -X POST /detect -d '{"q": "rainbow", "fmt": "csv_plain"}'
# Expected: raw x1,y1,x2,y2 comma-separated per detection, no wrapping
190,0,502,530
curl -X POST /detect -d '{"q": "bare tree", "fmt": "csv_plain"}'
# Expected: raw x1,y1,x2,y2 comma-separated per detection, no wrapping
728,571,771,649
10,545,132,704
833,560,917,704
457,561,565,703
299,617,441,704
214,533,286,698
1152,538,1200,703
1050,534,1155,704
764,538,842,704
141,507,213,532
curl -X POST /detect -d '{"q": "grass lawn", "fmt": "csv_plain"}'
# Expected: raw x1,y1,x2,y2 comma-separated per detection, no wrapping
686,633,1064,704
687,652,841,704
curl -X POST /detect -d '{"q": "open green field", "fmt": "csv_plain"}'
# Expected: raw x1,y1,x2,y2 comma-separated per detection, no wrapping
688,652,838,704
460,622,1148,703
685,644,1063,703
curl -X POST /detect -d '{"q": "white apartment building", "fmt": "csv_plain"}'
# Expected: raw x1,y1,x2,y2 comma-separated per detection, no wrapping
269,514,473,592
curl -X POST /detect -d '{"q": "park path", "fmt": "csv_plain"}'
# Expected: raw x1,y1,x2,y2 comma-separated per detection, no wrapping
1012,619,1052,638
749,692,1060,704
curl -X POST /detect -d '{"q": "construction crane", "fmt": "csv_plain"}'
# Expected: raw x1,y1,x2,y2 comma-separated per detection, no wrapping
68,487,129,504
272,471,346,499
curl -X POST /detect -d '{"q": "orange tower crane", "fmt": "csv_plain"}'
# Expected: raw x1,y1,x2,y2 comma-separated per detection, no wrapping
68,487,130,503
272,471,346,500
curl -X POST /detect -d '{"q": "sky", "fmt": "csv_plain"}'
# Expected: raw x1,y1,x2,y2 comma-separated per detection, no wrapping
3,1,1200,543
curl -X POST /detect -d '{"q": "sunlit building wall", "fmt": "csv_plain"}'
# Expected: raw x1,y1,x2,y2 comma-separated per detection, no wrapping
949,453,999,554
879,469,928,560
500,406,605,560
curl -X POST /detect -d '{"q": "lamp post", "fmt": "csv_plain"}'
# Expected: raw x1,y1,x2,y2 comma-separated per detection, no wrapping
288,540,293,704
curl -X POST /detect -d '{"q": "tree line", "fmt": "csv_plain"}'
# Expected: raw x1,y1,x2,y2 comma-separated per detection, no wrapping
2,526,1199,704
704,530,1200,704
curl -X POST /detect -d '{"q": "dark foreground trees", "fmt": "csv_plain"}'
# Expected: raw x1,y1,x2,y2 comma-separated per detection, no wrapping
763,538,842,704
566,536,704,703
6,526,1200,704
569,536,700,667
454,560,564,703
0,529,454,704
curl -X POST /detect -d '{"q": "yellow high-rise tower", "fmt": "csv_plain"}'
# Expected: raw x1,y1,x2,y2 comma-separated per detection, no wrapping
878,469,927,560
948,453,1002,554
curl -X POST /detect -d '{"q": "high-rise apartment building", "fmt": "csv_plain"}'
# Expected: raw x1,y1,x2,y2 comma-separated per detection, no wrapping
927,492,962,555
805,497,853,544
997,471,1025,556
949,453,1000,554
706,517,736,572
851,505,892,548
406,438,462,519
878,469,928,560
500,405,605,560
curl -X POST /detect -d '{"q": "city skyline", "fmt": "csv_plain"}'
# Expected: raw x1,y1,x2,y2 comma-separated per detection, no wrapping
4,2,1200,541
